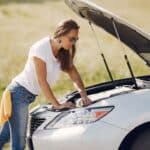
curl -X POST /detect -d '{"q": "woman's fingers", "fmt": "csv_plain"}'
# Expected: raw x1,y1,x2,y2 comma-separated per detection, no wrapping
67,102,75,108
82,97,92,106
62,101,75,108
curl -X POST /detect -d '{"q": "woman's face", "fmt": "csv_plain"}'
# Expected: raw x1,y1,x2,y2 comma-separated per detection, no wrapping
61,29,79,50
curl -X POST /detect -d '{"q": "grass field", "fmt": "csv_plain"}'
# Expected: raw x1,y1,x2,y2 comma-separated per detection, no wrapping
0,0,150,149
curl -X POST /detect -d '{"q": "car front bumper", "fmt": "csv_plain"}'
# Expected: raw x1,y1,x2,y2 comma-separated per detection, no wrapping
32,120,128,150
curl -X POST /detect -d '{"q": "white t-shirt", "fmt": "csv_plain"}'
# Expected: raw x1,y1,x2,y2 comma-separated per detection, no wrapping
11,36,61,95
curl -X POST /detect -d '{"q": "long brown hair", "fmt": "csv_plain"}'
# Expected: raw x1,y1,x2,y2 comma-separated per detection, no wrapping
53,19,80,72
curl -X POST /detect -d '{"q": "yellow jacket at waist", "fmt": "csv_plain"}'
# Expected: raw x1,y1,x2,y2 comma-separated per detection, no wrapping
0,89,12,127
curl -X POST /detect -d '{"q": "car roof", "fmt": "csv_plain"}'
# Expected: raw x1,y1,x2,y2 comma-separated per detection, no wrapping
65,0,150,67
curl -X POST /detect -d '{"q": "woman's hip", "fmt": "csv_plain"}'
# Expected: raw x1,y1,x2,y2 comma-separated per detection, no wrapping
7,81,37,104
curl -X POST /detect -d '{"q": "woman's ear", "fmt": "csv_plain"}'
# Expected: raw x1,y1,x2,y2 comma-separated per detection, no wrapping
58,39,61,43
57,38,63,48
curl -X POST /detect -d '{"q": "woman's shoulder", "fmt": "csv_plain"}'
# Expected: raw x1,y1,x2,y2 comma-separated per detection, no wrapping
30,36,50,50
28,36,51,62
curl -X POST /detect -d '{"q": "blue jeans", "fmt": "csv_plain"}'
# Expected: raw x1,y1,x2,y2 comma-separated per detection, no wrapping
0,82,37,150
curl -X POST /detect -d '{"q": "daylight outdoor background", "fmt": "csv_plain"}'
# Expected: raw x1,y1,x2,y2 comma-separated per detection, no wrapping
0,0,150,149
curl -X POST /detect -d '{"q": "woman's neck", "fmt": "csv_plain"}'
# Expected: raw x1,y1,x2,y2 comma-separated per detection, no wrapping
50,38,60,58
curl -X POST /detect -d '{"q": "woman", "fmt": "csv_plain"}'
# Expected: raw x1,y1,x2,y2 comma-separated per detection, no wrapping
0,19,91,150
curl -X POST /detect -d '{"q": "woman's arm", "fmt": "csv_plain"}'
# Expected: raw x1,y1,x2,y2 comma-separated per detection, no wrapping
33,57,74,109
67,65,91,106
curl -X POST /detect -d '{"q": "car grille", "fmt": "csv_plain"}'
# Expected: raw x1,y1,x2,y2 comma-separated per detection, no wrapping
29,117,46,136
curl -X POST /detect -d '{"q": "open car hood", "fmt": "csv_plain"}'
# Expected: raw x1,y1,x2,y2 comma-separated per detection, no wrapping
65,0,150,67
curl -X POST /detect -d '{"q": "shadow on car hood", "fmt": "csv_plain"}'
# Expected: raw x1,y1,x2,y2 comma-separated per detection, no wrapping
64,0,150,67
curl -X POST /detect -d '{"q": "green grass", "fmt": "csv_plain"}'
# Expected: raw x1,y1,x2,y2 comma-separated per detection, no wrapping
0,0,150,149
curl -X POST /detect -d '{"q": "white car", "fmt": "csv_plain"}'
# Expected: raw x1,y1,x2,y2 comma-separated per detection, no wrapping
27,0,150,150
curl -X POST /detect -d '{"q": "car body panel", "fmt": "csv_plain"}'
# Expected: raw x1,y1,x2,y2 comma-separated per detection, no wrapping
31,87,150,150
81,122,128,150
101,89,150,130
32,121,128,150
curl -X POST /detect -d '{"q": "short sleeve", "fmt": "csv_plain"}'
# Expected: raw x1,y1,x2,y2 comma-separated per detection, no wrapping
31,46,47,63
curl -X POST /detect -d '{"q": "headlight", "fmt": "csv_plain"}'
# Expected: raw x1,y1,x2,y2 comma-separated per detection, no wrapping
45,106,114,129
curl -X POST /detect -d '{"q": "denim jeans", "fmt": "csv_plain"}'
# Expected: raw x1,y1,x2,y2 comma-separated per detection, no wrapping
0,81,37,150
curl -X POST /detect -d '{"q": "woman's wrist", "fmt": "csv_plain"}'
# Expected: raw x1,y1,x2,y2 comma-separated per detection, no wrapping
79,90,87,99
53,103,60,108
50,99,60,108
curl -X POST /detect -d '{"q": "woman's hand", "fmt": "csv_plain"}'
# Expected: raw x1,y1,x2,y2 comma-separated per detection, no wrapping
81,96,92,106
